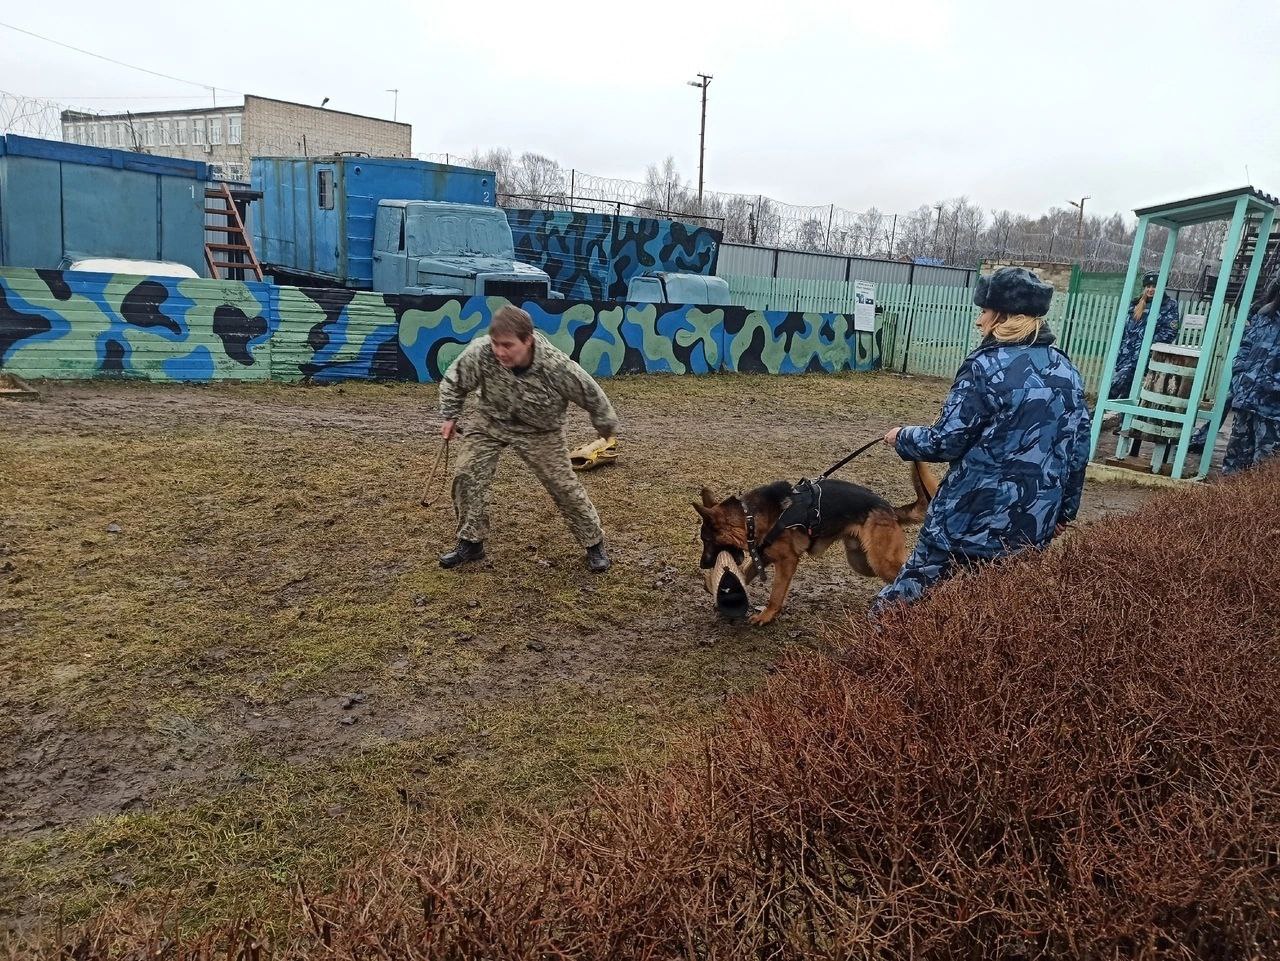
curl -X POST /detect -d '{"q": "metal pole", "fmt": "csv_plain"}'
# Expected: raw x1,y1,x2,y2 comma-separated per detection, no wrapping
1169,197,1249,478
1194,204,1276,478
932,204,943,257
1069,196,1090,265
569,169,575,208
1089,216,1150,460
698,80,706,208
888,213,897,257
694,74,712,210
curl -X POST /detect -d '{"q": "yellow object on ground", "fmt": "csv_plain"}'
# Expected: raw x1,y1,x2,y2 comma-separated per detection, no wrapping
570,436,618,471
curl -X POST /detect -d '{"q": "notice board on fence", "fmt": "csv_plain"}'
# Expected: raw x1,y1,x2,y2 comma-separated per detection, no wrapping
854,280,877,333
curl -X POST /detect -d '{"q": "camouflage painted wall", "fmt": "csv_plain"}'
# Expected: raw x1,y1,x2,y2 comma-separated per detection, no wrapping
0,268,881,383
507,210,722,301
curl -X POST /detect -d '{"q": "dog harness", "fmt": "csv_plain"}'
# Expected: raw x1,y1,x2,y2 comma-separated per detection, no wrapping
740,435,884,571
744,477,825,571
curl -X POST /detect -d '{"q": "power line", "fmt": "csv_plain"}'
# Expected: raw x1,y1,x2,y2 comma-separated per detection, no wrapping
0,20,240,96
37,95,215,101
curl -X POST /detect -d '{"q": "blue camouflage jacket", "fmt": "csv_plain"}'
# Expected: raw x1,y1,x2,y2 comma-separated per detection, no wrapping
1117,294,1180,366
894,326,1092,558
1228,307,1280,420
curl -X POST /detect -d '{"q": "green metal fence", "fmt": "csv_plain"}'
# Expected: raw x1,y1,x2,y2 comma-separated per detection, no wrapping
722,275,1239,398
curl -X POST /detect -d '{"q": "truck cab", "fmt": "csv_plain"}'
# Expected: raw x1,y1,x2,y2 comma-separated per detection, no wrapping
626,271,731,306
372,200,554,298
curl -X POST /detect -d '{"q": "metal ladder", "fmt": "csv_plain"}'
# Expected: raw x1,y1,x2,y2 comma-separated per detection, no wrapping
204,182,263,281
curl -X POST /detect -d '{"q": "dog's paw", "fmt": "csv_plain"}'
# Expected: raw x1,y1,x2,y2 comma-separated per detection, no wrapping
748,610,776,626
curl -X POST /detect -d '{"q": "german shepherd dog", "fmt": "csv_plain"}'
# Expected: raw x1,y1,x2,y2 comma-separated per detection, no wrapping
694,462,938,625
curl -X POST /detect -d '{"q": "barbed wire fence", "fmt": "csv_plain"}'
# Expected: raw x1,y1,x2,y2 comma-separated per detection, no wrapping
0,92,1228,290
0,89,66,141
420,150,1223,288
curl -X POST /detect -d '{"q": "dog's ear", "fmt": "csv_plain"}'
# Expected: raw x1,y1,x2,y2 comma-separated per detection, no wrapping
692,502,712,519
700,486,718,507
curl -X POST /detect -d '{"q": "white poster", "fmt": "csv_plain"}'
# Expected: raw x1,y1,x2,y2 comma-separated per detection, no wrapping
854,280,876,333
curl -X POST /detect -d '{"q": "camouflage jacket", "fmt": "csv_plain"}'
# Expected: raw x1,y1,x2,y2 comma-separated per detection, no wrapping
1116,294,1180,370
1229,307,1280,420
439,333,619,436
894,326,1092,558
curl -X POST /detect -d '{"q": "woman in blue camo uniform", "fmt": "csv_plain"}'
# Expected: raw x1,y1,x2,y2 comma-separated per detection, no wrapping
1217,271,1280,474
1108,270,1181,403
872,267,1092,612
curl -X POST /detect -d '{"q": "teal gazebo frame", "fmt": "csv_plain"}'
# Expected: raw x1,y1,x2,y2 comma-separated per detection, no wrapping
1089,187,1278,480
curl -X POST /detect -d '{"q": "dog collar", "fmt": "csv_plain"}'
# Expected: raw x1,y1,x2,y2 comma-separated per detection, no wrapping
742,499,767,571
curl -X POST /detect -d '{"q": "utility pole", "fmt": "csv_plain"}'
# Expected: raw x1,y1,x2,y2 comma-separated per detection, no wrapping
687,73,713,210
386,89,400,122
932,203,944,258
1068,196,1091,264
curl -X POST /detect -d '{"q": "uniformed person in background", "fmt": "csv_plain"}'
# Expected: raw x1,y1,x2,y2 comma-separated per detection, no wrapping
438,306,618,573
1109,270,1181,403
1217,271,1280,474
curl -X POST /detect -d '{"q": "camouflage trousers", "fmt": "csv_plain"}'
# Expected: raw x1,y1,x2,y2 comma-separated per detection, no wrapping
869,537,981,615
1222,411,1280,475
452,421,604,548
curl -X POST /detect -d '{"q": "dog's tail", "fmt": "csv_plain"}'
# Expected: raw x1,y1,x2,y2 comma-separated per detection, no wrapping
894,461,939,524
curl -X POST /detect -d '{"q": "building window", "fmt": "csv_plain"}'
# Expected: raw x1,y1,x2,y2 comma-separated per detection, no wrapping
193,117,205,145
159,120,170,146
117,122,129,148
64,124,76,144
104,123,115,147
176,118,187,145
317,169,334,210
88,124,99,146
228,114,241,145
144,121,156,147
209,117,222,145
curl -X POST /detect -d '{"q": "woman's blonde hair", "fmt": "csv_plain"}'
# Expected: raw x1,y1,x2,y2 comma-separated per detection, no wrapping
984,311,1044,344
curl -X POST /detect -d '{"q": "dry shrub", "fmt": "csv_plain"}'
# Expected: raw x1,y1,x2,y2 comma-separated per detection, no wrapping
24,465,1280,959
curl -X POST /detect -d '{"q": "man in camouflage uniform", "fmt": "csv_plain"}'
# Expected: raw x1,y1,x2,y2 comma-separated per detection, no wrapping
438,305,619,573
1108,270,1181,403
873,267,1092,612
1220,273,1280,474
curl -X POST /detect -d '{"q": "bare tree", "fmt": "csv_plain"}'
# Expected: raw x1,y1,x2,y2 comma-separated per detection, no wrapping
855,207,886,257
468,148,515,204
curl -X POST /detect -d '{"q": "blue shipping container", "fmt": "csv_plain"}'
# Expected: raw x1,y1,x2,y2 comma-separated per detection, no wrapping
0,134,210,275
251,156,497,289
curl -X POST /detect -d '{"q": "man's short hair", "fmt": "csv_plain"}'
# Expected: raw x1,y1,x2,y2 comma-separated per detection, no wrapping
489,305,534,341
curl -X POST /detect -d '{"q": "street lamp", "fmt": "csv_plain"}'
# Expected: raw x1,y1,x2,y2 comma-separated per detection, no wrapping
1068,196,1091,264
386,88,399,122
687,73,712,210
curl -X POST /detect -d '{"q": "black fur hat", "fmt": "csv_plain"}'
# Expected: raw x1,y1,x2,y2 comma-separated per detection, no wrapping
973,266,1054,318
1143,271,1160,287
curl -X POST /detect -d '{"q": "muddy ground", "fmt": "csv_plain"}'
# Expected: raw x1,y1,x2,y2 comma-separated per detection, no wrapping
0,373,1156,928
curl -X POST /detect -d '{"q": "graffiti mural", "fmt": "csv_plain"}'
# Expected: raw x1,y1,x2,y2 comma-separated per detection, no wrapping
508,210,722,301
0,268,274,382
0,268,880,384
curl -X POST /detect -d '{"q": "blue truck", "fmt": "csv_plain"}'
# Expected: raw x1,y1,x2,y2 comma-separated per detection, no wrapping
0,134,210,275
252,155,554,298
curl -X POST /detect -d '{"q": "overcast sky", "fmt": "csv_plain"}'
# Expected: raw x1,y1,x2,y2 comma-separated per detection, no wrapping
4,0,1277,220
